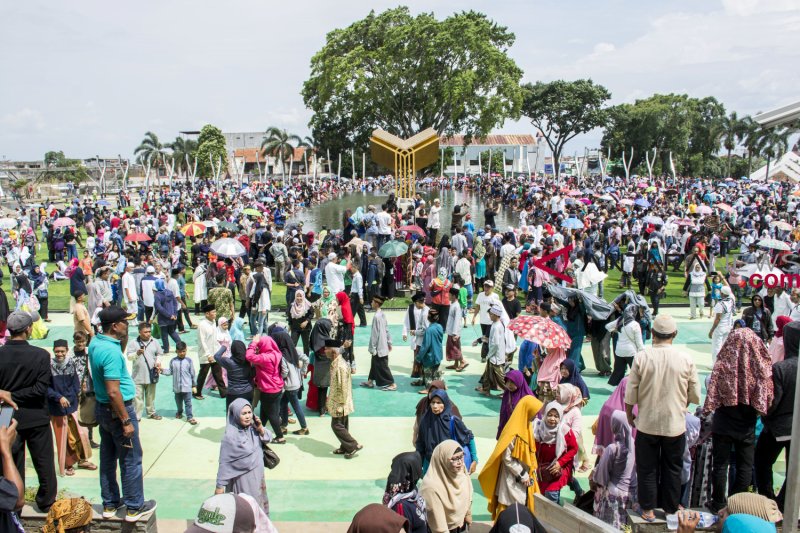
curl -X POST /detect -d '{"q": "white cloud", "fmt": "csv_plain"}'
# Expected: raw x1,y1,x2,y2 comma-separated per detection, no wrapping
0,108,45,132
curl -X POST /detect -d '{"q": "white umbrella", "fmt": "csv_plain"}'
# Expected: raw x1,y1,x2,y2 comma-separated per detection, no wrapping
0,218,17,230
210,238,246,258
771,220,794,232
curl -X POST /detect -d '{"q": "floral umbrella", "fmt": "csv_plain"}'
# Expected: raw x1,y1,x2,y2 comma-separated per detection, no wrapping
508,315,571,350
397,225,426,237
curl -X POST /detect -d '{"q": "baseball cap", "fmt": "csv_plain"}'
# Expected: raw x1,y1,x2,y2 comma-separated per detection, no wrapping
146,265,155,274
483,280,494,287
489,303,504,316
184,493,255,533
7,311,38,332
652,314,677,335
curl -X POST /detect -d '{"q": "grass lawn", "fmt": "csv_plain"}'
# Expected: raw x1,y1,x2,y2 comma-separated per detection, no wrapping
19,229,736,311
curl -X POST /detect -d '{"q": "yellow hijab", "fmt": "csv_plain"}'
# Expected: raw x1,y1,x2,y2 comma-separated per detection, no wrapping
478,395,543,520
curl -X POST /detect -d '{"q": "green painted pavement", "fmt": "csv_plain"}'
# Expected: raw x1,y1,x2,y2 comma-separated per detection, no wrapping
23,311,786,523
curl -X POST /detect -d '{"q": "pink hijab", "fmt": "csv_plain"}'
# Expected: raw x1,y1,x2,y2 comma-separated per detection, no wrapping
592,377,637,455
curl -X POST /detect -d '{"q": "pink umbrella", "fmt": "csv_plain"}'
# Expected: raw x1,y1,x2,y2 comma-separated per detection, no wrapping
579,198,591,205
675,218,696,227
508,315,571,350
695,205,712,215
637,182,648,188
619,199,634,206
53,217,76,229
716,203,734,213
568,190,582,196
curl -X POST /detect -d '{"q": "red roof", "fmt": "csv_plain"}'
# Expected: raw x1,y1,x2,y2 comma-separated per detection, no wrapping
440,134,537,147
234,147,307,163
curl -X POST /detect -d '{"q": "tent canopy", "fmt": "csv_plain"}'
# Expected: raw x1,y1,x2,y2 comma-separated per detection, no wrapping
749,151,800,182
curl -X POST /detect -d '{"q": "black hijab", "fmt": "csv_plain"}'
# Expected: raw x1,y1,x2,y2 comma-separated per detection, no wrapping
489,503,549,533
16,272,32,295
416,389,472,461
783,321,800,359
383,451,423,503
230,340,247,366
268,323,300,367
310,318,332,354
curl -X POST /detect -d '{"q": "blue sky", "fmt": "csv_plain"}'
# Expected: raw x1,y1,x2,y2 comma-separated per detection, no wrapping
1,0,798,160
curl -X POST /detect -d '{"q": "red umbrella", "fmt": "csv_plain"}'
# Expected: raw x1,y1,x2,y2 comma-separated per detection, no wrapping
398,225,426,237
124,232,151,242
508,315,571,350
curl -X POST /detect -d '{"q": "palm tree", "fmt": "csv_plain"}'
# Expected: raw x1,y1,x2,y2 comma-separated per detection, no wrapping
167,136,198,176
298,135,320,175
261,127,302,179
134,131,167,167
721,112,747,179
741,117,762,178
755,127,791,181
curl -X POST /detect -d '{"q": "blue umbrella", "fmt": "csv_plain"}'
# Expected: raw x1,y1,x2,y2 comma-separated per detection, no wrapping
604,186,616,192
561,218,584,230
634,198,651,208
716,182,730,188
96,200,110,206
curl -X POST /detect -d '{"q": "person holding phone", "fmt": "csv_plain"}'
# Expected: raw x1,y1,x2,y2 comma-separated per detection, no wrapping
0,311,57,513
0,391,25,533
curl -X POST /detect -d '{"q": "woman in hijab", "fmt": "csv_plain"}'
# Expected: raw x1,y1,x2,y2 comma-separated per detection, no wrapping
488,503,548,533
230,317,247,344
557,383,591,475
204,316,232,391
215,340,254,408
31,263,50,321
289,290,314,356
559,359,590,402
562,297,586,371
335,291,355,364
348,503,408,533
416,389,477,475
383,452,427,533
68,257,87,301
592,377,637,455
246,336,286,444
268,323,309,436
420,440,473,533
497,370,534,439
14,268,32,310
710,285,736,362
704,328,774,512
412,380,461,446
767,315,791,363
215,398,271,515
307,317,332,415
742,294,774,342
533,401,579,504
479,396,543,520
591,411,637,529
473,233,487,286
608,304,644,386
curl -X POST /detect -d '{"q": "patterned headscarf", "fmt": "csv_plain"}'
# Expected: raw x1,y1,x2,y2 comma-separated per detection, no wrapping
42,497,93,533
704,328,774,415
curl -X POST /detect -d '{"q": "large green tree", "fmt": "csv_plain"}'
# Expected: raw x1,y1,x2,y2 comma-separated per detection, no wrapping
520,79,611,179
302,7,523,157
720,112,747,178
601,94,727,177
194,125,228,178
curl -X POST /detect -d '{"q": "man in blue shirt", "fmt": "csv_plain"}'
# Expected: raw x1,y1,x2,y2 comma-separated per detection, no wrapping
89,306,157,523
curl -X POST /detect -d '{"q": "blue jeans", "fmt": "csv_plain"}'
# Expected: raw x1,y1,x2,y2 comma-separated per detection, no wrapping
67,243,78,260
96,402,144,510
248,310,258,336
160,323,182,351
544,490,561,504
175,392,193,419
280,389,307,429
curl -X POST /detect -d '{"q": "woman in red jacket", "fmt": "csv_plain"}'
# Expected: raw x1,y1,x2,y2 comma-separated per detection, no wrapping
246,336,286,444
533,401,579,504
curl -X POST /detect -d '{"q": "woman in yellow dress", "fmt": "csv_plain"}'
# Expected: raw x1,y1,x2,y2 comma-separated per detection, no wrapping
478,395,543,521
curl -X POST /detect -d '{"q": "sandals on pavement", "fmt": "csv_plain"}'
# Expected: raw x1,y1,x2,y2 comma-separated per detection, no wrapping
77,461,97,471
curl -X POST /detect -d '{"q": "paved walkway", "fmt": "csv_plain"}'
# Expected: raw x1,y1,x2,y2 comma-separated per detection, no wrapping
20,309,782,526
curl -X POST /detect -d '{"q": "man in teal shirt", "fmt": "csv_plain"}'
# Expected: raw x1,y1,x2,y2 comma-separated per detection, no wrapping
89,306,157,523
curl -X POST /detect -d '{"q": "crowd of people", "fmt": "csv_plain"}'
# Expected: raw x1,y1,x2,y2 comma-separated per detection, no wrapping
0,169,796,532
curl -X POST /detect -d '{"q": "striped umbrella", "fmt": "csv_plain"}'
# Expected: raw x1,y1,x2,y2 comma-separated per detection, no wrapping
181,222,207,237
